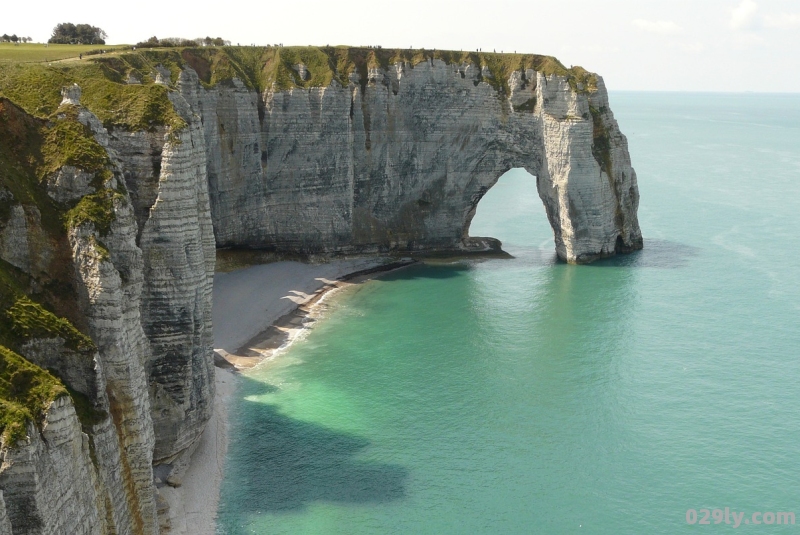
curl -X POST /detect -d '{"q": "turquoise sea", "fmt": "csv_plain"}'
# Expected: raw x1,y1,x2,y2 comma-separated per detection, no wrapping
217,92,800,534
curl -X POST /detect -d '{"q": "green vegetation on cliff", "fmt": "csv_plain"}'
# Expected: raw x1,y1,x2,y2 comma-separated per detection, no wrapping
0,97,100,446
42,107,111,177
0,60,185,131
4,296,95,351
0,257,96,355
2,44,597,102
173,45,599,95
0,345,68,445
0,97,120,236
65,187,123,236
0,97,99,447
0,97,61,232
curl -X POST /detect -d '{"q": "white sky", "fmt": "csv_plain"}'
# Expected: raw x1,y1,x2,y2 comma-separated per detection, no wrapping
6,0,800,92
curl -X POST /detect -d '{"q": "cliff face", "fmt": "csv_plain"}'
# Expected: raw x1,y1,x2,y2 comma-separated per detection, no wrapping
0,397,104,534
0,46,641,534
198,55,641,262
0,83,214,534
106,85,216,465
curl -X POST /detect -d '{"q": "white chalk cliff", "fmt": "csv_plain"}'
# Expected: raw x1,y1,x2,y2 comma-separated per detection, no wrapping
196,57,641,262
0,47,641,535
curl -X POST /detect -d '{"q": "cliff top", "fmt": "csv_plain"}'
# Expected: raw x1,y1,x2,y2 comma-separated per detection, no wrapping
173,45,599,93
0,46,598,130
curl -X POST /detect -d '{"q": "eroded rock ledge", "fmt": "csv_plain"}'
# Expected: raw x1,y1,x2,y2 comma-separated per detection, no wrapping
0,46,641,535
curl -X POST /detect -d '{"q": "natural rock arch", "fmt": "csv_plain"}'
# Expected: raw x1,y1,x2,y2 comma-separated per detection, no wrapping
180,57,642,263
461,167,548,249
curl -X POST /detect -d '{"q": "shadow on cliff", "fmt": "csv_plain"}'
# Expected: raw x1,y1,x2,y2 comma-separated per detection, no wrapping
220,375,407,514
588,239,700,269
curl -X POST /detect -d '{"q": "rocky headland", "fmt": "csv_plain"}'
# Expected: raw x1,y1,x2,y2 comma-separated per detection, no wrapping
0,45,641,534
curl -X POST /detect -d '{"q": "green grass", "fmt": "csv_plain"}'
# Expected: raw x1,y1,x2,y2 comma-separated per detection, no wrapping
0,61,186,131
0,46,599,134
0,43,129,63
0,345,68,445
0,43,130,63
42,107,112,178
64,188,123,236
4,296,95,351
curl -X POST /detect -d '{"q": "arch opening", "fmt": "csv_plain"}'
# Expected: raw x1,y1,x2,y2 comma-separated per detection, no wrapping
466,168,554,254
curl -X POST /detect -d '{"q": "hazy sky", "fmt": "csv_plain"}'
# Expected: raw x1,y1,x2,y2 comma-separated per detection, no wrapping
6,0,800,92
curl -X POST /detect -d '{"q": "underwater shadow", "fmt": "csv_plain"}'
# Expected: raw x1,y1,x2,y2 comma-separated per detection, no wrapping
377,262,472,282
589,239,700,269
221,374,408,513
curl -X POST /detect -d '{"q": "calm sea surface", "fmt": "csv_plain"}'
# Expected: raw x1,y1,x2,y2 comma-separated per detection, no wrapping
217,92,800,534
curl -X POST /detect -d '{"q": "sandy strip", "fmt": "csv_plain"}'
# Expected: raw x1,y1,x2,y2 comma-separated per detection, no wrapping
159,367,236,534
212,258,400,354
166,257,412,534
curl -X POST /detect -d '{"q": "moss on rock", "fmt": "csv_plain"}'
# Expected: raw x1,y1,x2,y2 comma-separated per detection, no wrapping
42,110,111,179
64,188,121,236
5,296,95,352
0,345,68,446
0,61,186,132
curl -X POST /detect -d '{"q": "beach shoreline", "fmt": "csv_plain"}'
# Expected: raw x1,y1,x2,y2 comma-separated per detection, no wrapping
167,256,415,534
216,258,415,370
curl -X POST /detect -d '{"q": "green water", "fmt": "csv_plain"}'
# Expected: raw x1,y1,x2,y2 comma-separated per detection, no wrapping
218,92,800,534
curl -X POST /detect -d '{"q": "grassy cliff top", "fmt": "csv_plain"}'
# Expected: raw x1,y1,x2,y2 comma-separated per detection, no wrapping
0,60,185,131
0,46,598,128
0,43,130,63
138,45,599,94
